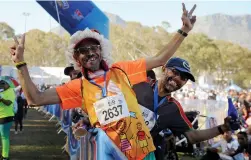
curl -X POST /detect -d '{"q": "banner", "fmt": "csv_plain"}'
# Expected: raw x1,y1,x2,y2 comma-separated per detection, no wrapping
36,0,109,38
68,127,80,156
79,128,127,160
62,110,71,133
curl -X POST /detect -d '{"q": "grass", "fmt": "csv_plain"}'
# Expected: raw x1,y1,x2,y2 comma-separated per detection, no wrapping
5,109,69,160
178,152,201,160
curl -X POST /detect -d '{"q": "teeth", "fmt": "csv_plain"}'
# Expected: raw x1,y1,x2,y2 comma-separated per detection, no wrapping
169,80,177,87
90,57,96,61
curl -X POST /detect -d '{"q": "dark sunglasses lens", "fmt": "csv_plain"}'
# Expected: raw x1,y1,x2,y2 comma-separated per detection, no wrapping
171,68,188,81
77,45,100,54
90,45,99,51
78,47,89,54
179,72,188,81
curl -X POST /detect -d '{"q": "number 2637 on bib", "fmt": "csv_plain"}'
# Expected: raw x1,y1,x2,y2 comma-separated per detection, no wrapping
94,94,130,125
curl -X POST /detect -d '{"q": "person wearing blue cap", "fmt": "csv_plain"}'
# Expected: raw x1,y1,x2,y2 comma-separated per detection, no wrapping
133,57,236,159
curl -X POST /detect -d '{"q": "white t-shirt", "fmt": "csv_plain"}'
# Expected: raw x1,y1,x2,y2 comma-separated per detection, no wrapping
212,139,244,160
212,138,239,154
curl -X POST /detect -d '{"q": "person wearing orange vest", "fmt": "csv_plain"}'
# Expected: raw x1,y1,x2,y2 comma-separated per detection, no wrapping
10,3,196,159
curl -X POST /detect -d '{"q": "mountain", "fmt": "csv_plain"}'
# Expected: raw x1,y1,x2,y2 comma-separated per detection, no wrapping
50,12,251,50
192,13,251,49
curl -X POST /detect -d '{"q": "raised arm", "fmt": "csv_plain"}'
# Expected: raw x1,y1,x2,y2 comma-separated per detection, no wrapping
10,34,61,106
185,117,232,144
146,3,197,70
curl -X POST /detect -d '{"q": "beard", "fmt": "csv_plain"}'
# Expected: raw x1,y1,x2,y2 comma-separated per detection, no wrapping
88,62,100,72
81,53,101,72
160,77,180,94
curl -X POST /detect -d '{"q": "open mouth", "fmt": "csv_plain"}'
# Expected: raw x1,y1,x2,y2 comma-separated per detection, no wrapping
169,80,177,88
166,77,177,87
85,53,99,63
89,56,97,62
164,78,178,91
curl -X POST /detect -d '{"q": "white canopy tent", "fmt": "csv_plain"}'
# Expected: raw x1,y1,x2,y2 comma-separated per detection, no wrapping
0,65,70,85
225,84,242,92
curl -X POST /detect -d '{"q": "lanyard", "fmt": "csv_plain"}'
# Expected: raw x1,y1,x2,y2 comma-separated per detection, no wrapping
89,72,107,98
153,81,167,120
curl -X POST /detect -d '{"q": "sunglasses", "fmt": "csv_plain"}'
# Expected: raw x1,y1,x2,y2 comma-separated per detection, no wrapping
74,45,101,55
167,67,188,81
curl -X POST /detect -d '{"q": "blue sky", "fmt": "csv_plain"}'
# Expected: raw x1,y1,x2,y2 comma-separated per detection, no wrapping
0,0,250,34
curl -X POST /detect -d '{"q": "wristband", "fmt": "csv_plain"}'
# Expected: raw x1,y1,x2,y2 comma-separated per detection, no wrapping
177,29,188,37
15,61,26,66
16,62,27,69
217,125,224,135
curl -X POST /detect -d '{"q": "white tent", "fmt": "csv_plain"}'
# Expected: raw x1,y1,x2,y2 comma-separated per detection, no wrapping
0,65,70,85
225,84,242,92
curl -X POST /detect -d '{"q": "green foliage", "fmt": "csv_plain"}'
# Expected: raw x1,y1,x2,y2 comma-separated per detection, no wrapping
0,22,250,88
0,29,69,67
161,21,171,31
0,22,15,39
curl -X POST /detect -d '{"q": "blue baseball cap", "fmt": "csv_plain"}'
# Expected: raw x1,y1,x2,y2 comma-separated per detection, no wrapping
165,57,195,82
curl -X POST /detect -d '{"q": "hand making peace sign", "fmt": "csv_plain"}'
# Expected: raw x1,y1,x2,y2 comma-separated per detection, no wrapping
181,3,197,33
10,34,25,63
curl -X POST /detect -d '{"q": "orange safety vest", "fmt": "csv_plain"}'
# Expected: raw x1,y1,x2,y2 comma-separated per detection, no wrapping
81,68,155,160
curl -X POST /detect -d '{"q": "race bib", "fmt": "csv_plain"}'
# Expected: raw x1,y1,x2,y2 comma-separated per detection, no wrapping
139,104,156,131
94,94,130,125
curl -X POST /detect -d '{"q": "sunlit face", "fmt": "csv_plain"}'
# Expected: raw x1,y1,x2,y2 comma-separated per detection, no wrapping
73,38,102,72
159,67,188,94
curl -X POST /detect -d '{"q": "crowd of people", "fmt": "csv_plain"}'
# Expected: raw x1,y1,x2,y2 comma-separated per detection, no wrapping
173,87,251,102
201,130,251,160
0,3,249,160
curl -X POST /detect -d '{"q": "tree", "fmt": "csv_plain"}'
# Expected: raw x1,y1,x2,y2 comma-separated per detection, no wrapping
161,21,171,31
0,23,15,39
0,22,250,88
